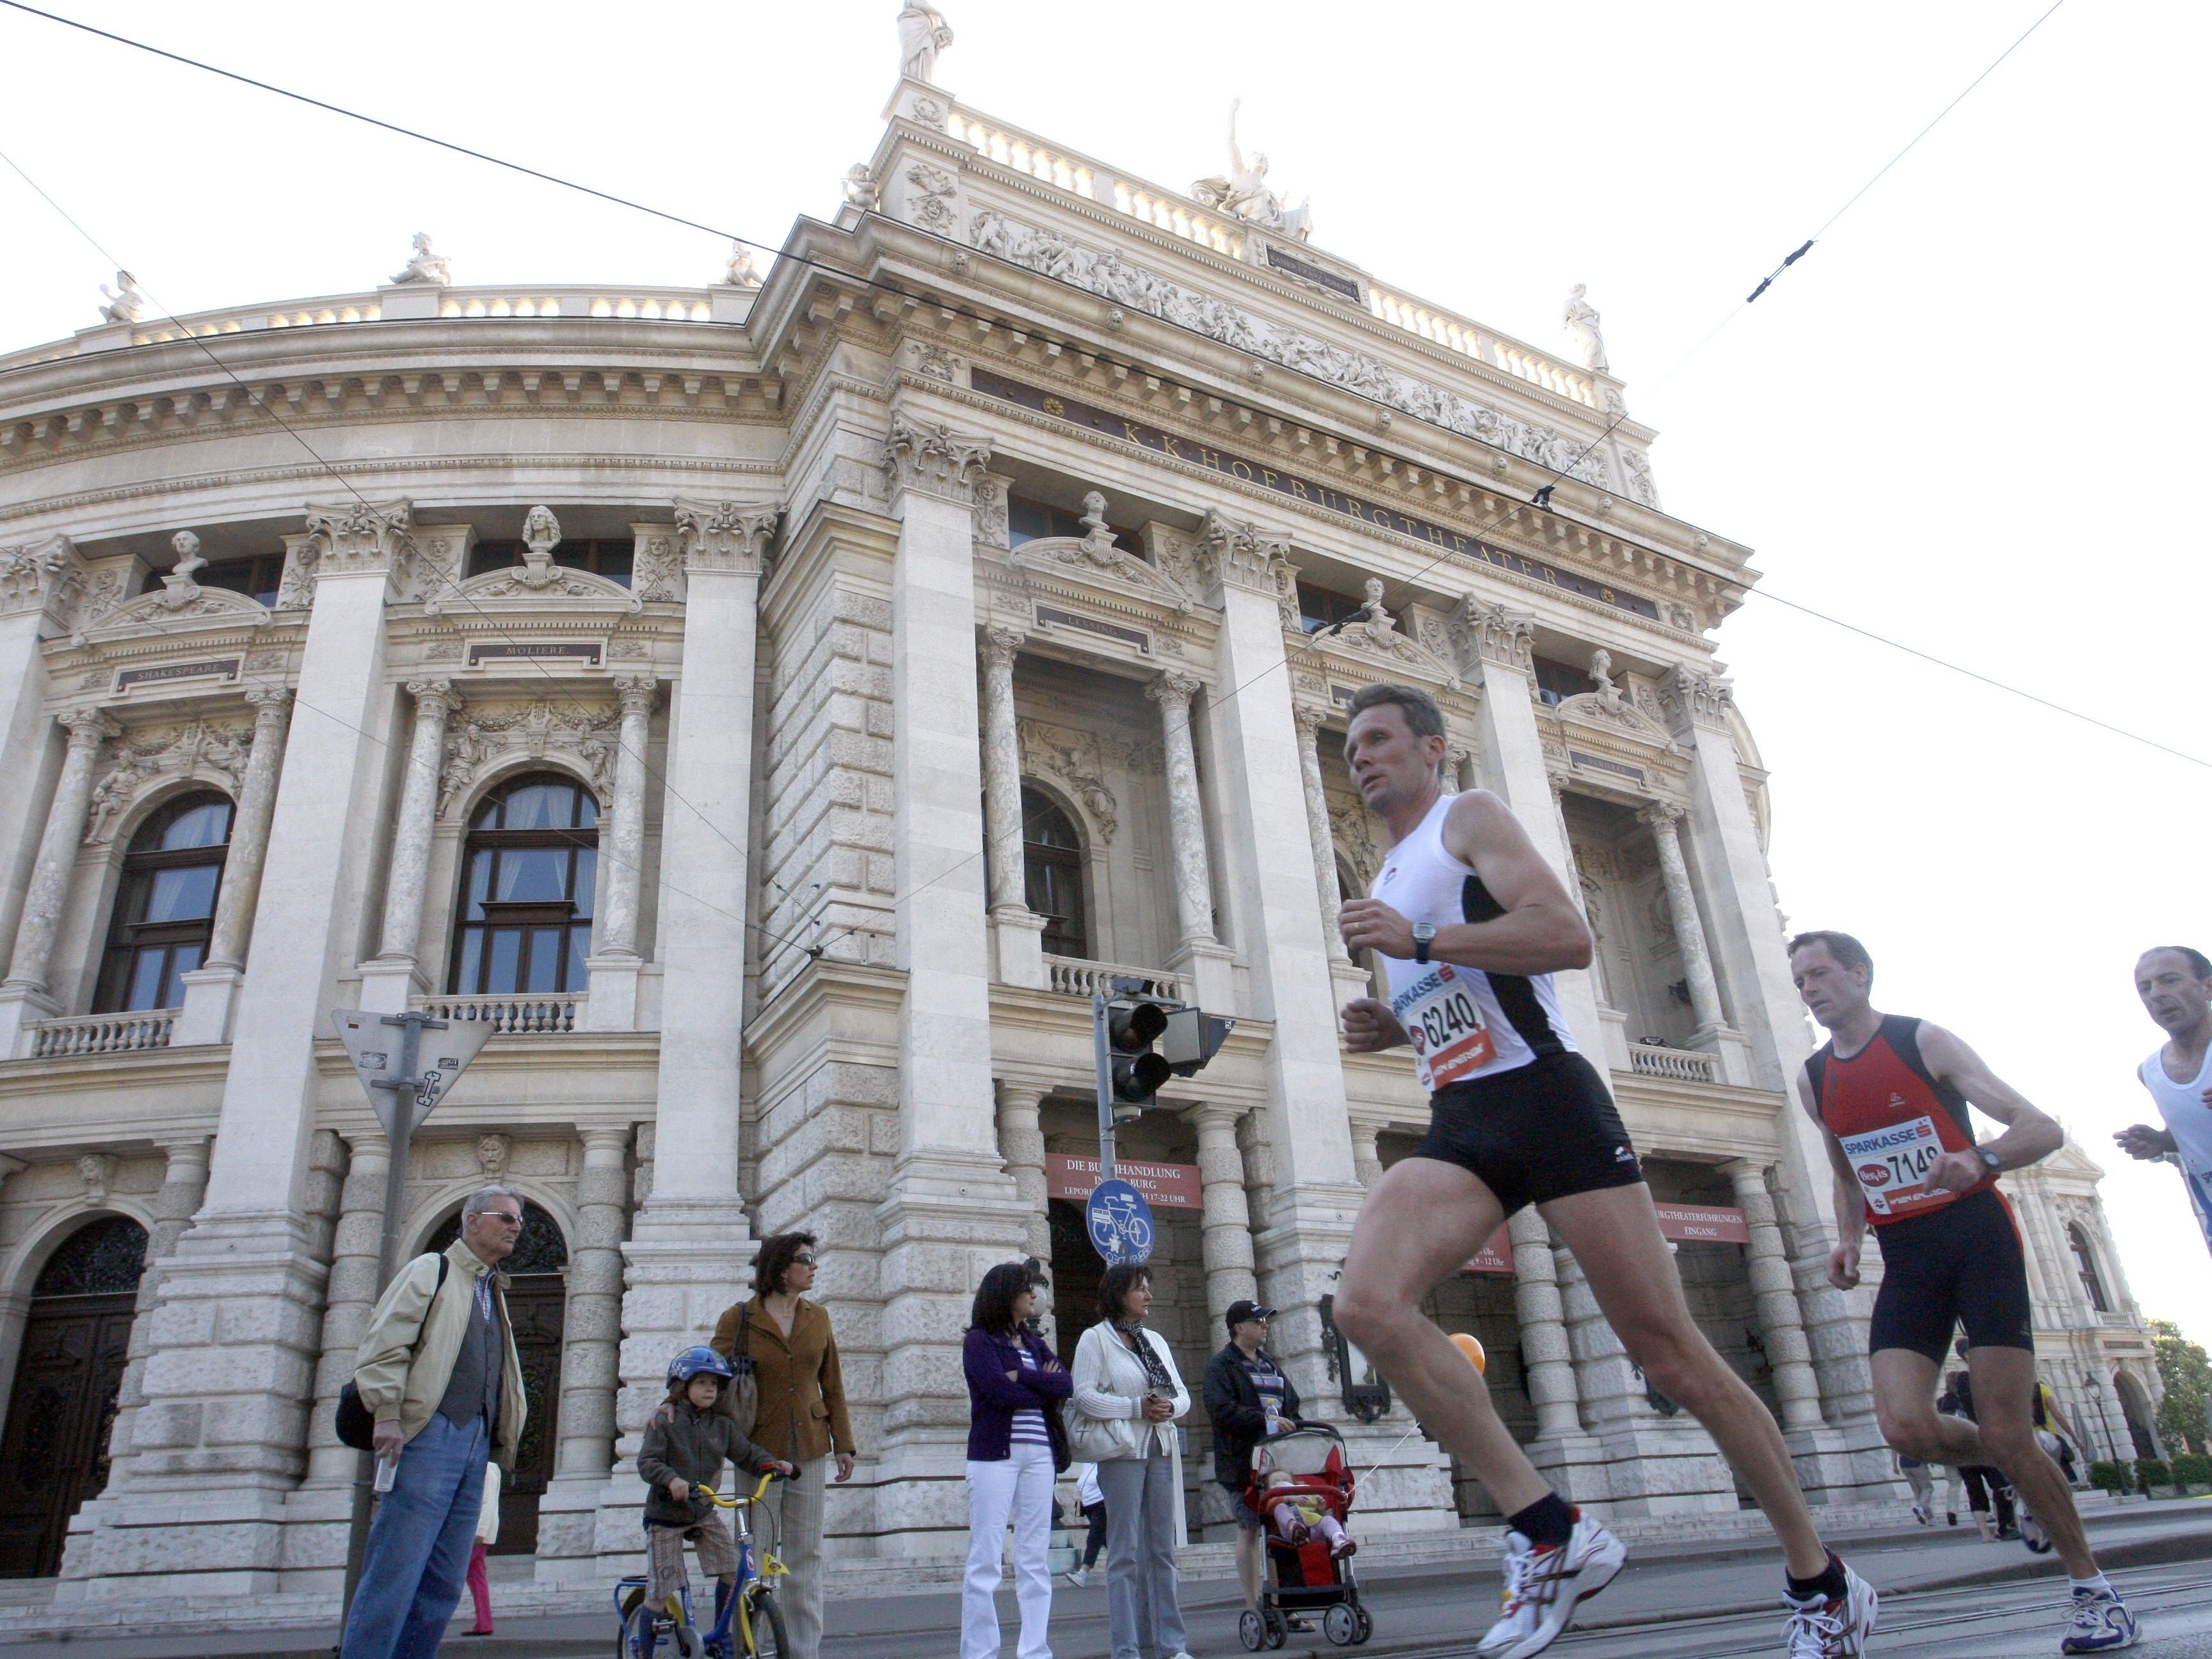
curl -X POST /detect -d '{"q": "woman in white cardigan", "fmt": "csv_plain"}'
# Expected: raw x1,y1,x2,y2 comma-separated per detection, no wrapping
1069,1262,1193,1659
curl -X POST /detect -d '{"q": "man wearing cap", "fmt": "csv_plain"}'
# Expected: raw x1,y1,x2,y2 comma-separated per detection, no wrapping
1204,1301,1305,1620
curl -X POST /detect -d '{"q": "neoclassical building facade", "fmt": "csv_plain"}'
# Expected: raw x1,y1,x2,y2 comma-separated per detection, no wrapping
0,62,2161,1605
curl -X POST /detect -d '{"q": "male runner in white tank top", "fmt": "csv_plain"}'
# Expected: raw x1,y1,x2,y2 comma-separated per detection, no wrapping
1326,683,1877,1659
2117,946,2212,1261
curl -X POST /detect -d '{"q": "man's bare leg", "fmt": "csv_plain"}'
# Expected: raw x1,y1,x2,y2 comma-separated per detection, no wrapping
1871,1347,2099,1580
1333,1157,1551,1514
1543,1183,1830,1580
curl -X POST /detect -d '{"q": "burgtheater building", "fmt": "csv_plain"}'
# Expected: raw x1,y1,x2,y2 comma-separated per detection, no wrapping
0,35,2165,1610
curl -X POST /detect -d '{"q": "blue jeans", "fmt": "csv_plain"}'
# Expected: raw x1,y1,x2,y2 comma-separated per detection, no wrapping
341,1412,490,1659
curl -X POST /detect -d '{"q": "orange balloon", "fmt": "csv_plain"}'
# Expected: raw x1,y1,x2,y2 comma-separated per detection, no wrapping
1450,1332,1487,1375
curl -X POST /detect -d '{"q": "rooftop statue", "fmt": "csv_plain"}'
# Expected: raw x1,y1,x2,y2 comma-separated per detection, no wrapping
1190,99,1313,243
719,243,763,288
898,2,953,84
842,164,881,212
391,232,451,286
97,270,145,325
1563,283,1608,374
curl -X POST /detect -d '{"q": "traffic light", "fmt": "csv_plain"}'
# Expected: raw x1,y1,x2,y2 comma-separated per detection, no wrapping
1108,997,1173,1121
1158,1007,1232,1077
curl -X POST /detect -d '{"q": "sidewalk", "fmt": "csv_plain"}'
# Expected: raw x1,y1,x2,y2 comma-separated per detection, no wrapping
3,1495,2205,1658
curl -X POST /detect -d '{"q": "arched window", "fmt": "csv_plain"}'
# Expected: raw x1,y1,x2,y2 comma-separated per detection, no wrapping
1021,785,1088,960
2069,1223,2110,1313
449,774,598,996
94,792,233,1012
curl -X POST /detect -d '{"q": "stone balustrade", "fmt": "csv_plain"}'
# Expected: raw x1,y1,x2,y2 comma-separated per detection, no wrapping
1625,1041,1720,1084
409,992,585,1034
1366,284,1598,408
947,112,1098,198
29,1007,178,1057
1111,184,1246,258
1043,955,1183,1002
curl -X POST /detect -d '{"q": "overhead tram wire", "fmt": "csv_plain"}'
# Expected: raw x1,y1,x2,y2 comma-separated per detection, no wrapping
8,0,2194,961
0,148,839,972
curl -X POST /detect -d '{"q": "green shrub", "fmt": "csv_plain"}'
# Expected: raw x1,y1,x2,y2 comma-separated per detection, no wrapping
2136,1457,2171,1495
2089,1460,2130,1495
2173,1452,2212,1491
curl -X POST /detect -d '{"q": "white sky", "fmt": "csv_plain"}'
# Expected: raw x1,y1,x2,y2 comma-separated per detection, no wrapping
3,2,2206,1340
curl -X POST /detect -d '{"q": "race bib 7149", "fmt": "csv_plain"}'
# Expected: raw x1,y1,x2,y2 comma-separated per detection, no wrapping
1391,963,1496,1090
1838,1114,1948,1218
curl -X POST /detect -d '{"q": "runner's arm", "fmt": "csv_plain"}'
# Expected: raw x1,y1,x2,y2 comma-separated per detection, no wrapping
1340,790,1589,974
1916,1023,2065,1176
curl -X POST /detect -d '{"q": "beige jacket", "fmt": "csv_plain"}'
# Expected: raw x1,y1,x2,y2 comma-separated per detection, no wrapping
354,1240,525,1470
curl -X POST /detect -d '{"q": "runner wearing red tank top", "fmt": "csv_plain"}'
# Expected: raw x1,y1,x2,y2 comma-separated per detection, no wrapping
1790,932,2136,1654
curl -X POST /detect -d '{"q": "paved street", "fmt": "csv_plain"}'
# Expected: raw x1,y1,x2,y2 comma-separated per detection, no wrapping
4,1500,2208,1658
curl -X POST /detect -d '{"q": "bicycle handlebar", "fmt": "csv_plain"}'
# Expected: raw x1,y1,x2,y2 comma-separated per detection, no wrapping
695,1470,785,1509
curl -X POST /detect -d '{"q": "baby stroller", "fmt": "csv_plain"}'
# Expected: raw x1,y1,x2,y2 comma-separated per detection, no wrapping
1238,1425,1372,1649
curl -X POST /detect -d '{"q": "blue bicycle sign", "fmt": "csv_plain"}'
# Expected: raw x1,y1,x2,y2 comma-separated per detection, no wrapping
1086,1179,1155,1265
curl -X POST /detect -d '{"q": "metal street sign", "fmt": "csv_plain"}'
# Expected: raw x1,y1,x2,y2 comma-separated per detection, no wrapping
332,1009,490,1135
1086,1178,1155,1266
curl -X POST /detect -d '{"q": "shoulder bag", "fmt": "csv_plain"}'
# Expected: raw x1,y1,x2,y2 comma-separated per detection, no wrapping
714,1300,762,1439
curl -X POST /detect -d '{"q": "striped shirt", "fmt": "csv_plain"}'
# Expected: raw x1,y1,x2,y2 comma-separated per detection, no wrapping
1009,1345,1051,1447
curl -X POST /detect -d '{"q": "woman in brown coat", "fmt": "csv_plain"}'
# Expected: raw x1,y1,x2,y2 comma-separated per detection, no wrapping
709,1231,855,1659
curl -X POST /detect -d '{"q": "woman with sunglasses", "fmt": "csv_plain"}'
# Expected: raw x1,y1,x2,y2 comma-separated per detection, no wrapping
709,1231,856,1659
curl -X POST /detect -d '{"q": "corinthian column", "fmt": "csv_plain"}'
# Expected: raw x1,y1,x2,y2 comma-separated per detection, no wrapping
979,627,1045,989
1149,669,1231,1006
536,1126,630,1573
176,689,293,1045
1724,1158,1824,1432
581,678,657,1030
1639,801,1726,1036
1292,705,1349,962
360,679,460,1014
0,709,117,1054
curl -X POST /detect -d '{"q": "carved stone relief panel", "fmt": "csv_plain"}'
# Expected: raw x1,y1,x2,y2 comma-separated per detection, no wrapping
84,717,257,844
437,696,622,819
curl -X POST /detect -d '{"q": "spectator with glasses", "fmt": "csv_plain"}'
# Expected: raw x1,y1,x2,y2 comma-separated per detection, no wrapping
708,1231,856,1659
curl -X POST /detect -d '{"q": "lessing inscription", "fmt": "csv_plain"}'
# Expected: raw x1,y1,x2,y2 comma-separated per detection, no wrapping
972,369,1660,621
1035,605,1150,651
465,641,602,668
1569,751,1645,783
1265,246,1363,301
116,658,239,690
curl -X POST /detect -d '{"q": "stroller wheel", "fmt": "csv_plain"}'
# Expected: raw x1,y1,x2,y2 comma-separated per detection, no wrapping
1324,1604,1359,1645
1239,1610,1266,1652
1353,1605,1374,1644
1263,1607,1289,1649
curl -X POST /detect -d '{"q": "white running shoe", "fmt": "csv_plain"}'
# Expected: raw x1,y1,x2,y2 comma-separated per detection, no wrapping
1911,1500,1930,1527
1062,1566,1087,1588
2020,1507,2053,1555
1475,1514,1626,1658
2060,1587,2139,1653
1781,1560,1879,1658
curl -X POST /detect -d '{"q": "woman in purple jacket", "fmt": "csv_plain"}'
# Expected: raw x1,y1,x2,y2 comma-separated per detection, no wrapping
961,1261,1072,1659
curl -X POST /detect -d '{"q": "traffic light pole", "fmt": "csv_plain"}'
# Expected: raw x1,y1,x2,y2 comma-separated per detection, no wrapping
336,1011,434,1646
1092,991,1116,1182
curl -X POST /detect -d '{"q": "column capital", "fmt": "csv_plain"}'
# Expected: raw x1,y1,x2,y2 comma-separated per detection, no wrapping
980,625,1025,671
581,1125,632,1157
1195,510,1294,606
0,534,86,621
1662,662,1736,732
992,1075,1050,1112
1146,669,1202,710
1636,799,1687,829
1293,702,1329,737
303,499,414,575
243,684,293,715
1182,1099,1247,1133
404,677,461,716
60,708,120,748
674,499,780,573
881,410,993,504
612,675,659,716
1451,595,1535,671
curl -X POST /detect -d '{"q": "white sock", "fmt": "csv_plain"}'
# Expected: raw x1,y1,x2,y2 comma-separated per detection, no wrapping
2070,1573,2113,1598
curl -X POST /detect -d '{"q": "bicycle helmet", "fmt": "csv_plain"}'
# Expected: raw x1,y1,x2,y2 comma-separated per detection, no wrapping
667,1345,736,1388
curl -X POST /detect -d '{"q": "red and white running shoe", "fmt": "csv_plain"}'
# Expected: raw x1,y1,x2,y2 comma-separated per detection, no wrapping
1781,1560,1879,1657
1475,1512,1626,1658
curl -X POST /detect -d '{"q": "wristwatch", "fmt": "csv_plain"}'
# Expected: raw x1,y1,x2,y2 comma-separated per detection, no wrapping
1975,1147,2003,1176
1411,922,1438,965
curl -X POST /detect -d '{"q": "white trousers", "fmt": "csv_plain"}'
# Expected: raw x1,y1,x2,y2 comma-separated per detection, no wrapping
963,1443,1057,1659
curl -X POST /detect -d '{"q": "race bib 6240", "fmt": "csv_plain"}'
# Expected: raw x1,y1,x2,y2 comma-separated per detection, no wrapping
1392,963,1496,1090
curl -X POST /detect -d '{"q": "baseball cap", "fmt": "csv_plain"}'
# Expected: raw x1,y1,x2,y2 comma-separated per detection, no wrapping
1225,1299,1276,1329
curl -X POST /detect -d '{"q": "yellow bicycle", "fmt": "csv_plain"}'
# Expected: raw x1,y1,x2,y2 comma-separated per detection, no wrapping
615,1470,791,1659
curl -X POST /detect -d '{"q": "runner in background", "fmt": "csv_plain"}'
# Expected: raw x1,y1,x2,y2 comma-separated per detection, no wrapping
2117,947,2212,1261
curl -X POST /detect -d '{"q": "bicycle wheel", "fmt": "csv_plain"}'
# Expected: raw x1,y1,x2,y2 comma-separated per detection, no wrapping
672,1626,707,1659
625,1601,666,1659
742,1589,790,1659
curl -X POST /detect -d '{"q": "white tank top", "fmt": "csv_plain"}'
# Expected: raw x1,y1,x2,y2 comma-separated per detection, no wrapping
2138,1043,2212,1178
1368,792,1575,1089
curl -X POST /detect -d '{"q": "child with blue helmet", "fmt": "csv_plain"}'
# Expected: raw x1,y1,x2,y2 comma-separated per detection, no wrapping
637,1345,794,1626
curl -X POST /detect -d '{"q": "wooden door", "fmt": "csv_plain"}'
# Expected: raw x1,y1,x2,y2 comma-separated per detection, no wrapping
0,1294,136,1577
498,1274,566,1555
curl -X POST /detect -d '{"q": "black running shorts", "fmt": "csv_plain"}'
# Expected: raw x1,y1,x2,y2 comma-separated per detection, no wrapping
1867,1187,2035,1365
1408,1051,1644,1216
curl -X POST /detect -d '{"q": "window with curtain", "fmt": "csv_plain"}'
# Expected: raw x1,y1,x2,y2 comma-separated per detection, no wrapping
95,792,233,1012
1020,785,1089,960
449,774,598,996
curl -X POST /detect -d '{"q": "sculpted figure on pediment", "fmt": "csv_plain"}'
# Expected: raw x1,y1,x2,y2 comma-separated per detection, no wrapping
1017,718,1118,844
98,271,145,326
85,719,256,843
897,1,954,84
1190,100,1313,243
969,209,1610,484
1322,579,1457,684
436,698,621,819
1013,492,1192,612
